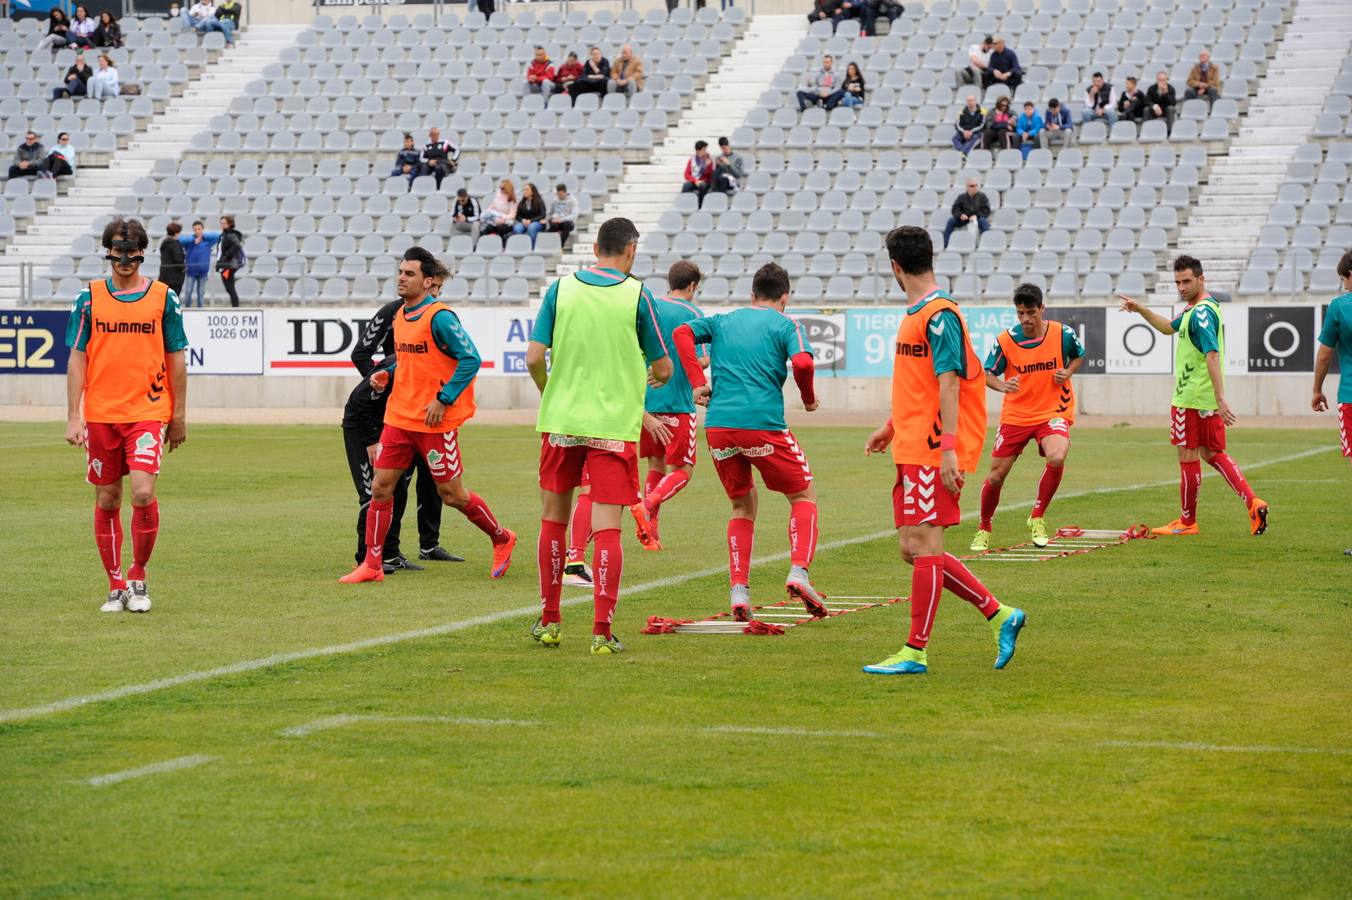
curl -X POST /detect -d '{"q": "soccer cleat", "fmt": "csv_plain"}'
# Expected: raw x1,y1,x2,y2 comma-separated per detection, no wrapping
419,546,465,562
862,645,928,675
1247,497,1268,536
530,618,561,647
383,555,425,573
590,634,625,655
970,528,991,552
1027,516,1051,548
629,503,662,550
339,563,385,584
563,562,594,588
1151,519,1199,536
730,584,752,622
490,529,517,579
100,589,128,613
785,565,829,618
990,606,1026,670
126,580,152,613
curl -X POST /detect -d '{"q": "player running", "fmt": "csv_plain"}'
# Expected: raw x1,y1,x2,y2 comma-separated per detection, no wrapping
1312,248,1352,554
65,218,189,613
862,227,1025,675
972,283,1085,551
1119,255,1268,536
672,262,825,622
339,247,515,584
631,260,708,550
527,217,673,654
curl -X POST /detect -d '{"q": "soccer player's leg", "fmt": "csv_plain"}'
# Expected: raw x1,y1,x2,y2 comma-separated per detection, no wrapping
707,428,757,620
423,430,515,577
535,435,583,644
643,413,699,545
1028,420,1071,547
581,443,642,654
1155,408,1202,535
341,426,413,582
748,429,824,617
635,420,667,549
975,438,1022,550
564,477,593,587
120,422,165,612
1198,420,1266,535
85,423,130,612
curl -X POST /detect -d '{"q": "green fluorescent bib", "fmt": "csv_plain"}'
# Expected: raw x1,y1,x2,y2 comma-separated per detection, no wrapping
1173,297,1224,410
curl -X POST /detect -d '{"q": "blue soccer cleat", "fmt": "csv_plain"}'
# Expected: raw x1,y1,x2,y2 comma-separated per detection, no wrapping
991,606,1026,670
862,645,928,675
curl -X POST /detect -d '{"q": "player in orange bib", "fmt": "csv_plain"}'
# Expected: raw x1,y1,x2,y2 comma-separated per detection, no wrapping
64,218,189,614
340,247,516,584
862,226,1025,675
971,283,1085,552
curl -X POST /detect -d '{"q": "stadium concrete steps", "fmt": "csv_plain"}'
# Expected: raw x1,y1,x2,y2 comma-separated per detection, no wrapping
1156,0,1352,299
1,25,306,303
556,14,809,274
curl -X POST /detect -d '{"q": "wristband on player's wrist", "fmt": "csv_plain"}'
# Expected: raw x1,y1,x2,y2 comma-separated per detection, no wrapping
939,433,957,451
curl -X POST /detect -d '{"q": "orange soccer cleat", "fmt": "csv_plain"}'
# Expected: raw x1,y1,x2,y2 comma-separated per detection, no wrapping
629,502,662,551
491,529,518,579
339,563,385,584
1247,497,1269,536
1151,519,1200,536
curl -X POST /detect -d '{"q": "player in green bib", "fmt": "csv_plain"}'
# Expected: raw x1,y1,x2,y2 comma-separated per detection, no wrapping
1119,255,1268,537
1312,248,1352,555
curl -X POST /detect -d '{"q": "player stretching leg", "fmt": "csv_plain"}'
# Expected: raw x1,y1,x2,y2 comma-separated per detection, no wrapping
672,263,824,622
863,227,1025,675
1120,255,1268,536
562,478,594,587
1312,248,1352,555
632,260,709,550
340,248,515,583
65,218,188,613
527,217,673,653
972,283,1085,551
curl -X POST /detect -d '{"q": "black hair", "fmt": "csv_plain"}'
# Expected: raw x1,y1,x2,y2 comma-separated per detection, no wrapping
1174,255,1204,277
596,217,639,257
1092,71,1104,79
751,262,791,301
192,219,204,228
58,131,69,140
718,136,729,146
1338,248,1352,280
1047,98,1060,108
1013,283,1044,308
101,217,148,252
694,140,708,151
402,245,442,278
166,222,182,237
885,226,933,276
668,260,702,292
555,183,567,192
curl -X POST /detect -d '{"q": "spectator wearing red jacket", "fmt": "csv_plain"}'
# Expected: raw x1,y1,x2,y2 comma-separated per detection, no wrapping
555,52,583,96
525,46,556,97
682,140,714,207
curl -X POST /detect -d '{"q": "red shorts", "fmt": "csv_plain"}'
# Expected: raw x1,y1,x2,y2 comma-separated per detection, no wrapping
376,425,463,483
85,421,166,485
1340,403,1351,458
992,417,1071,458
705,428,813,499
892,464,962,528
539,433,640,505
638,412,698,469
1170,405,1226,451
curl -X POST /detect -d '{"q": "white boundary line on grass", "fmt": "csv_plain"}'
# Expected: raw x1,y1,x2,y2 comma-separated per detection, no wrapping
703,725,885,739
1101,740,1352,756
280,714,539,737
0,444,1335,726
87,754,215,786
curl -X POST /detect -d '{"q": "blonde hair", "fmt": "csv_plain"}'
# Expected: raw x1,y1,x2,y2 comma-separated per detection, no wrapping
499,179,516,203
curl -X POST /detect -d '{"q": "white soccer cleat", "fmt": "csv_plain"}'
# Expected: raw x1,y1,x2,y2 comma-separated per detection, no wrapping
562,561,594,588
100,589,128,613
126,580,152,613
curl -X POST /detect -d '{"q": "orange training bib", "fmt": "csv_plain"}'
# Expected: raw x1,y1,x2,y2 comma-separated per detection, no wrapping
384,301,477,434
83,280,172,424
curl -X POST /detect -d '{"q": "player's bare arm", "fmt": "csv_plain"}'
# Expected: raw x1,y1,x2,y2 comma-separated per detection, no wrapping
985,371,1021,393
863,419,893,456
938,370,963,495
1313,344,1334,412
1205,351,1236,426
423,398,447,427
65,348,87,448
167,350,187,451
1117,294,1177,334
649,356,673,386
525,340,549,393
1055,355,1085,385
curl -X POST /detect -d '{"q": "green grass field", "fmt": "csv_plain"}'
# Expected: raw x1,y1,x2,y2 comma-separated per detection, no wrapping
1,420,1349,896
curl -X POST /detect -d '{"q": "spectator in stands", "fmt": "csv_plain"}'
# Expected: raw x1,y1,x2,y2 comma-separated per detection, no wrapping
1082,71,1116,125
1015,100,1043,160
984,95,1014,149
546,183,575,246
40,132,76,179
451,188,481,244
1042,98,1074,149
960,34,993,87
36,8,71,52
204,0,242,47
179,220,220,308
217,216,246,308
953,93,985,154
391,133,421,186
1117,76,1146,123
67,6,98,49
943,178,992,248
52,53,92,99
421,127,459,190
807,0,842,27
513,183,547,247
837,0,874,36
183,0,216,30
159,223,186,296
714,136,747,194
479,179,518,237
608,44,645,97
1185,50,1222,106
88,53,120,100
1145,70,1177,130
93,11,122,49
570,46,609,100
797,54,843,111
555,52,583,96
525,46,556,96
984,36,1022,96
840,62,866,107
7,132,45,180
869,0,904,33
682,140,714,206
167,2,184,26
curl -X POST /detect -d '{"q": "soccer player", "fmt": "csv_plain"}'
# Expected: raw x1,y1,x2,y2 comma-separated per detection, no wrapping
631,259,708,550
971,283,1085,551
1120,255,1268,536
526,217,672,654
862,226,1025,675
65,217,188,613
672,262,825,622
339,247,515,583
1312,247,1352,554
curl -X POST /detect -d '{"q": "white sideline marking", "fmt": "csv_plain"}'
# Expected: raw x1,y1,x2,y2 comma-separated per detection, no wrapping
280,713,538,737
704,725,885,739
87,754,214,787
1101,740,1352,757
0,445,1335,726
